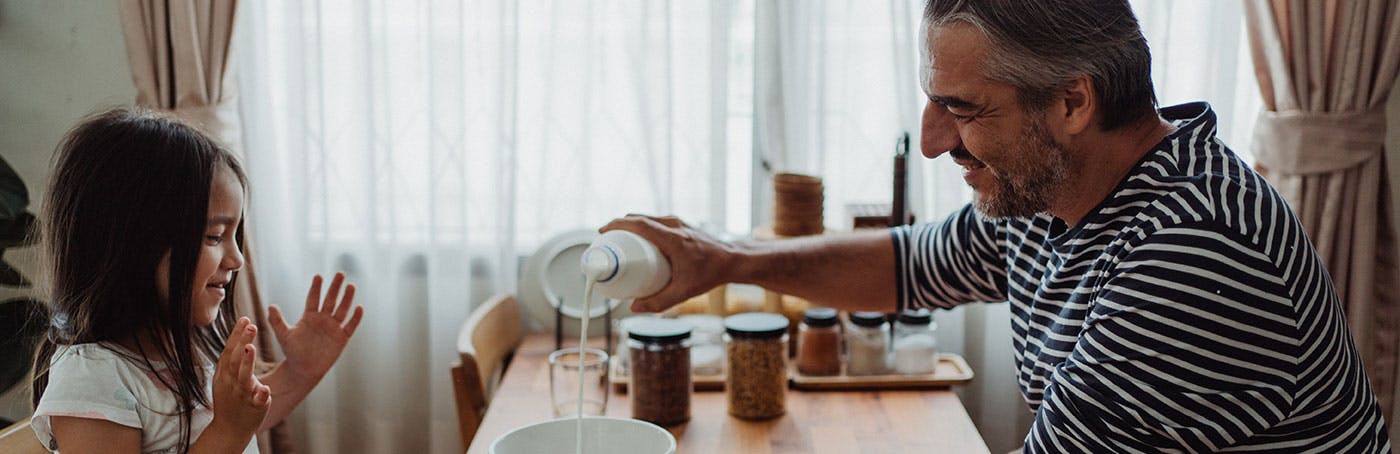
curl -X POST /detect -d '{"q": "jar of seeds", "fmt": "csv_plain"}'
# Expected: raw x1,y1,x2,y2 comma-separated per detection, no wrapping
723,312,789,420
628,318,693,425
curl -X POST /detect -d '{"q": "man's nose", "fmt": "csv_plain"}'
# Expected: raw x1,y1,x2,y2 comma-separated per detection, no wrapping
920,101,961,159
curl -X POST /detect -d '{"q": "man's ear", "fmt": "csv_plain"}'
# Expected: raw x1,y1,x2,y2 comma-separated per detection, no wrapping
1057,75,1095,137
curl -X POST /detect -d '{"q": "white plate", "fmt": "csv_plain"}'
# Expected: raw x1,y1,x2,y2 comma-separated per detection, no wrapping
518,229,632,337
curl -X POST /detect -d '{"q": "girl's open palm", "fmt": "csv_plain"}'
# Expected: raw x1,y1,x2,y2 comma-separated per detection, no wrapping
267,273,365,382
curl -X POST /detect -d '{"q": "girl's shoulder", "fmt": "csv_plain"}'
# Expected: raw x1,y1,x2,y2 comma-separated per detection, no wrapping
50,342,152,373
53,342,133,360
44,342,186,400
32,344,153,448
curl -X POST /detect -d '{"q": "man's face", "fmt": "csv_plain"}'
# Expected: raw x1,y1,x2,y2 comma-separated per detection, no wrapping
920,22,1071,219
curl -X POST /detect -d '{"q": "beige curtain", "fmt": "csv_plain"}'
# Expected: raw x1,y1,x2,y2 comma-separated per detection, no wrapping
117,1,293,453
1244,0,1400,442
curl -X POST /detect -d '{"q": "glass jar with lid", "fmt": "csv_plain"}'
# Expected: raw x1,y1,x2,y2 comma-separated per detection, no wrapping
613,315,656,376
796,308,841,375
628,317,692,425
723,312,789,420
677,314,724,376
892,308,938,375
845,311,890,375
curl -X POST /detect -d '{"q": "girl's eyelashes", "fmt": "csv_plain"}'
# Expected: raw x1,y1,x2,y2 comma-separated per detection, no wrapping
205,235,223,245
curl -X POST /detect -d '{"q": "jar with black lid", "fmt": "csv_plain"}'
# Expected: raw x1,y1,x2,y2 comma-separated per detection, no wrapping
893,308,938,375
628,317,693,425
846,311,889,375
723,312,789,419
796,308,841,375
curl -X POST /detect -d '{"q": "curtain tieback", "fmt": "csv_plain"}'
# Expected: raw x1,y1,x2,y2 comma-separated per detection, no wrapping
1251,107,1388,175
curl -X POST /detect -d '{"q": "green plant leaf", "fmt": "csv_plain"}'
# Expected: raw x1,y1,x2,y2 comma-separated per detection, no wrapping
0,212,35,248
0,258,27,287
0,156,28,220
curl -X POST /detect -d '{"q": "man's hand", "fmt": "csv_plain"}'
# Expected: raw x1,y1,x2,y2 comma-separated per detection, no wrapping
601,215,739,312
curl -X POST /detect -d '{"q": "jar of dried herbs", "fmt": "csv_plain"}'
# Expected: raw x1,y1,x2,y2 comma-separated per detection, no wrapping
628,317,693,425
723,312,789,420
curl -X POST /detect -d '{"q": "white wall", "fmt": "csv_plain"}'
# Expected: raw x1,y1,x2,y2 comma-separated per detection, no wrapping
0,0,133,421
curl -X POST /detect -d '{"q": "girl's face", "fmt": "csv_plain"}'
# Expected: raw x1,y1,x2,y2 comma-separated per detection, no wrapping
157,164,245,326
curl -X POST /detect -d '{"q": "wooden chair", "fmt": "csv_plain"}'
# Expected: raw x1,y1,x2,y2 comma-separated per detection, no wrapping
0,417,46,454
450,294,523,450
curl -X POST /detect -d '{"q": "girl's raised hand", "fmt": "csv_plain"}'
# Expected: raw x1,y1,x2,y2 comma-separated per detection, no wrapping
266,272,365,383
211,317,272,436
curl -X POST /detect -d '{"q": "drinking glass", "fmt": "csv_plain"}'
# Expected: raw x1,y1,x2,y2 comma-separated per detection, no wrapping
548,347,610,417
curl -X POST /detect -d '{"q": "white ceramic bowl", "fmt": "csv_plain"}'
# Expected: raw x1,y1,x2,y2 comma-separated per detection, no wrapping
491,416,676,454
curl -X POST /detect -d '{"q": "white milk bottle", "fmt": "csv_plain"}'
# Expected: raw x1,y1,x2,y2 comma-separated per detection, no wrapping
581,230,672,300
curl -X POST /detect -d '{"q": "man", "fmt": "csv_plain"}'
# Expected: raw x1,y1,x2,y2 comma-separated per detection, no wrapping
603,0,1393,452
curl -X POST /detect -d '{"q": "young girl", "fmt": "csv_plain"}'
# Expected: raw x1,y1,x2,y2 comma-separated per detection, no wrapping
30,108,365,453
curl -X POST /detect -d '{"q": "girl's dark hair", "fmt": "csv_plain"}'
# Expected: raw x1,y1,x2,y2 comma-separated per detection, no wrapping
32,107,248,450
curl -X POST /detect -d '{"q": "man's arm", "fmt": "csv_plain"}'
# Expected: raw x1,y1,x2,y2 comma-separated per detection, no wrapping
603,215,897,313
604,205,1006,313
730,229,898,313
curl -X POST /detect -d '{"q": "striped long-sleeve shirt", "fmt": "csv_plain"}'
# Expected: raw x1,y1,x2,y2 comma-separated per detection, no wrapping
892,103,1391,452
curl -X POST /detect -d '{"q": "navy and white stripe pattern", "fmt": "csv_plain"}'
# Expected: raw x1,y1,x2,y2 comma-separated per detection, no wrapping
892,103,1391,452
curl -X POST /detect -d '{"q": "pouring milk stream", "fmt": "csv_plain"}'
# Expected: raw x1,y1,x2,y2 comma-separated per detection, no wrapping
575,230,671,453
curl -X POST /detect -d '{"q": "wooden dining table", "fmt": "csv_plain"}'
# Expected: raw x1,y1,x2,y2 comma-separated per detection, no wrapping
467,333,991,453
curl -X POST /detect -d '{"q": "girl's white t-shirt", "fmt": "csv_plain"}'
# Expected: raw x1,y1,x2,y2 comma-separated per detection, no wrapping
31,343,258,454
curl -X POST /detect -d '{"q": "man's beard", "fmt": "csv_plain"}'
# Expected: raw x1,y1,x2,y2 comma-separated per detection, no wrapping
972,116,1070,219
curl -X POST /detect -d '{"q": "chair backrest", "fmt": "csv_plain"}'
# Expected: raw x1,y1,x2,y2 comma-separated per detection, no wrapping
451,294,522,450
0,417,47,454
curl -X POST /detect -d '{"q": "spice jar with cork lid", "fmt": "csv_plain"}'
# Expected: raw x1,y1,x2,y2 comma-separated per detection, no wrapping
628,317,693,425
845,311,890,375
796,308,841,375
893,308,938,375
723,312,789,420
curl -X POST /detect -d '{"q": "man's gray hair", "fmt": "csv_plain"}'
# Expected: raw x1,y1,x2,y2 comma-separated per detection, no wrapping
923,0,1158,131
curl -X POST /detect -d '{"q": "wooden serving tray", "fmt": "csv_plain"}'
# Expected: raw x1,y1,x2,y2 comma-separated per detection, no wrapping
788,353,974,390
610,358,727,392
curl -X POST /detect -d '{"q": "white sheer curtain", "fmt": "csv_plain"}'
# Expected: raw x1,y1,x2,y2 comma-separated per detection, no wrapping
753,0,934,229
236,1,748,452
1133,0,1262,160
